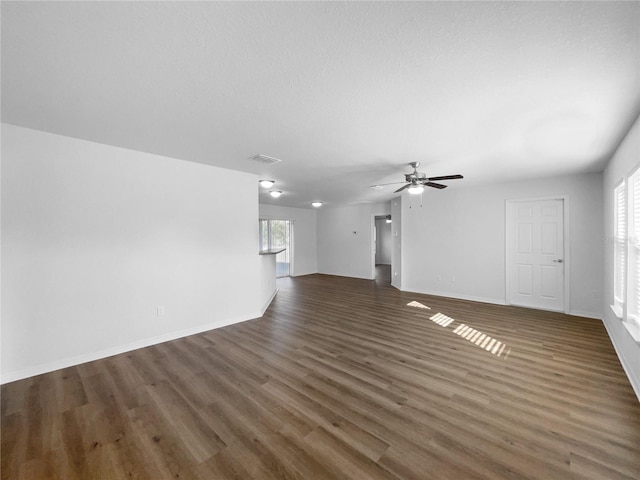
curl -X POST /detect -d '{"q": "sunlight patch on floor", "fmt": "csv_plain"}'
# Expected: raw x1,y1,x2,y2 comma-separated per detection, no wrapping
407,300,431,309
453,323,510,357
429,312,455,327
407,300,511,358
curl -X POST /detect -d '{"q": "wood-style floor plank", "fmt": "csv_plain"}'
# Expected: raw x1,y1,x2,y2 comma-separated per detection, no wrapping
2,267,639,479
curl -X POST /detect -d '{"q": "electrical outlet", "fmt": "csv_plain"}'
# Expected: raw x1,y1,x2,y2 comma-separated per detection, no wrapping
157,305,165,317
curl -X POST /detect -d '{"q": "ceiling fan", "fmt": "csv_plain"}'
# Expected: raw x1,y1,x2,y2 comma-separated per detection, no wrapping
373,162,464,194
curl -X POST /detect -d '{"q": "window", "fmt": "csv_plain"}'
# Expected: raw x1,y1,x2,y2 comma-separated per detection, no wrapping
611,169,640,342
626,169,640,328
613,180,626,317
259,219,292,278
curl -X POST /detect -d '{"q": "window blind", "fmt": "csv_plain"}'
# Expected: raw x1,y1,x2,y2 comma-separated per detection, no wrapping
628,171,640,326
614,181,626,313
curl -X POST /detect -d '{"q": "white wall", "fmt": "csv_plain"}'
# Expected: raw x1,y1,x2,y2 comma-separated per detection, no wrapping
1,125,261,383
259,204,317,276
375,218,392,264
602,116,640,400
317,203,391,280
391,197,402,289
401,173,603,317
259,254,278,313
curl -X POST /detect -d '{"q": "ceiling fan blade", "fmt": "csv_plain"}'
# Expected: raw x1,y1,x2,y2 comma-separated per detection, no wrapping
394,184,411,193
369,181,408,187
427,174,464,181
425,182,447,189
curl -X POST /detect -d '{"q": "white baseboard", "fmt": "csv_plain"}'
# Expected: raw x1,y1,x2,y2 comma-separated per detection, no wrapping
0,312,261,385
261,288,279,315
601,318,640,403
291,270,318,277
569,309,602,319
401,285,506,306
402,289,602,320
317,271,374,281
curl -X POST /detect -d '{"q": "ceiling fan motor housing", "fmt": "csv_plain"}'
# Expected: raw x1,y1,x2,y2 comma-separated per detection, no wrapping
405,172,427,182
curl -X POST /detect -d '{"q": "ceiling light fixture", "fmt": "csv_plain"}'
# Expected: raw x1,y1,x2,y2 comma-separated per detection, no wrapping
311,201,323,207
269,191,282,198
408,183,424,195
259,179,275,188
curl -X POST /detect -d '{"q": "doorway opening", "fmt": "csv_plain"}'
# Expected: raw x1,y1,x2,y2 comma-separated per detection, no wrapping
373,215,392,284
259,219,293,277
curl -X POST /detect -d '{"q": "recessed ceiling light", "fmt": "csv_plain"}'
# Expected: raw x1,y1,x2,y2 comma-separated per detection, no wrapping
311,201,322,207
269,191,282,198
259,179,275,188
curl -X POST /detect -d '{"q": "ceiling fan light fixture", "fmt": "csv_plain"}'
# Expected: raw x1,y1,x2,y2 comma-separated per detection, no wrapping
269,190,282,198
408,183,424,194
259,179,275,188
311,201,323,207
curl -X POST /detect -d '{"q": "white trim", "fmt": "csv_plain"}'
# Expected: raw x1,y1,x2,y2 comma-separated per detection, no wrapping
391,196,403,290
401,285,506,307
622,321,640,343
610,304,623,319
316,271,374,281
505,196,570,314
370,212,390,281
0,312,261,385
260,288,279,316
569,310,602,320
613,178,627,314
370,214,377,280
601,318,640,402
399,290,596,320
564,196,571,314
258,215,297,223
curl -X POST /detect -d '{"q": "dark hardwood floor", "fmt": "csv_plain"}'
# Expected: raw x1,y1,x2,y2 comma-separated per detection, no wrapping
2,272,639,479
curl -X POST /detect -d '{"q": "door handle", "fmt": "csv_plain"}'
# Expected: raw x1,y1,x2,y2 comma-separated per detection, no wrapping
553,259,563,263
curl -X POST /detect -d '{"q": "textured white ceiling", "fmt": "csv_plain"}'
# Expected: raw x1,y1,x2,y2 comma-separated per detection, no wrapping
2,1,639,208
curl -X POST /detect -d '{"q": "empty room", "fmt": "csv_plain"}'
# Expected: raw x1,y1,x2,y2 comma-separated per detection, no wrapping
1,2,639,479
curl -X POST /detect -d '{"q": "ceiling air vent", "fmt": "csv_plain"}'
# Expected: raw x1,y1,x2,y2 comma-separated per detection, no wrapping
250,154,282,165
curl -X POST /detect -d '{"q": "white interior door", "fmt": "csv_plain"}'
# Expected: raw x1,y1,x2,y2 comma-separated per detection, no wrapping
507,199,565,311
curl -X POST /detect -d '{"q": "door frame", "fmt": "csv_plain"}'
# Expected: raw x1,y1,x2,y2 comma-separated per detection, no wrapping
505,195,570,313
370,213,389,280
